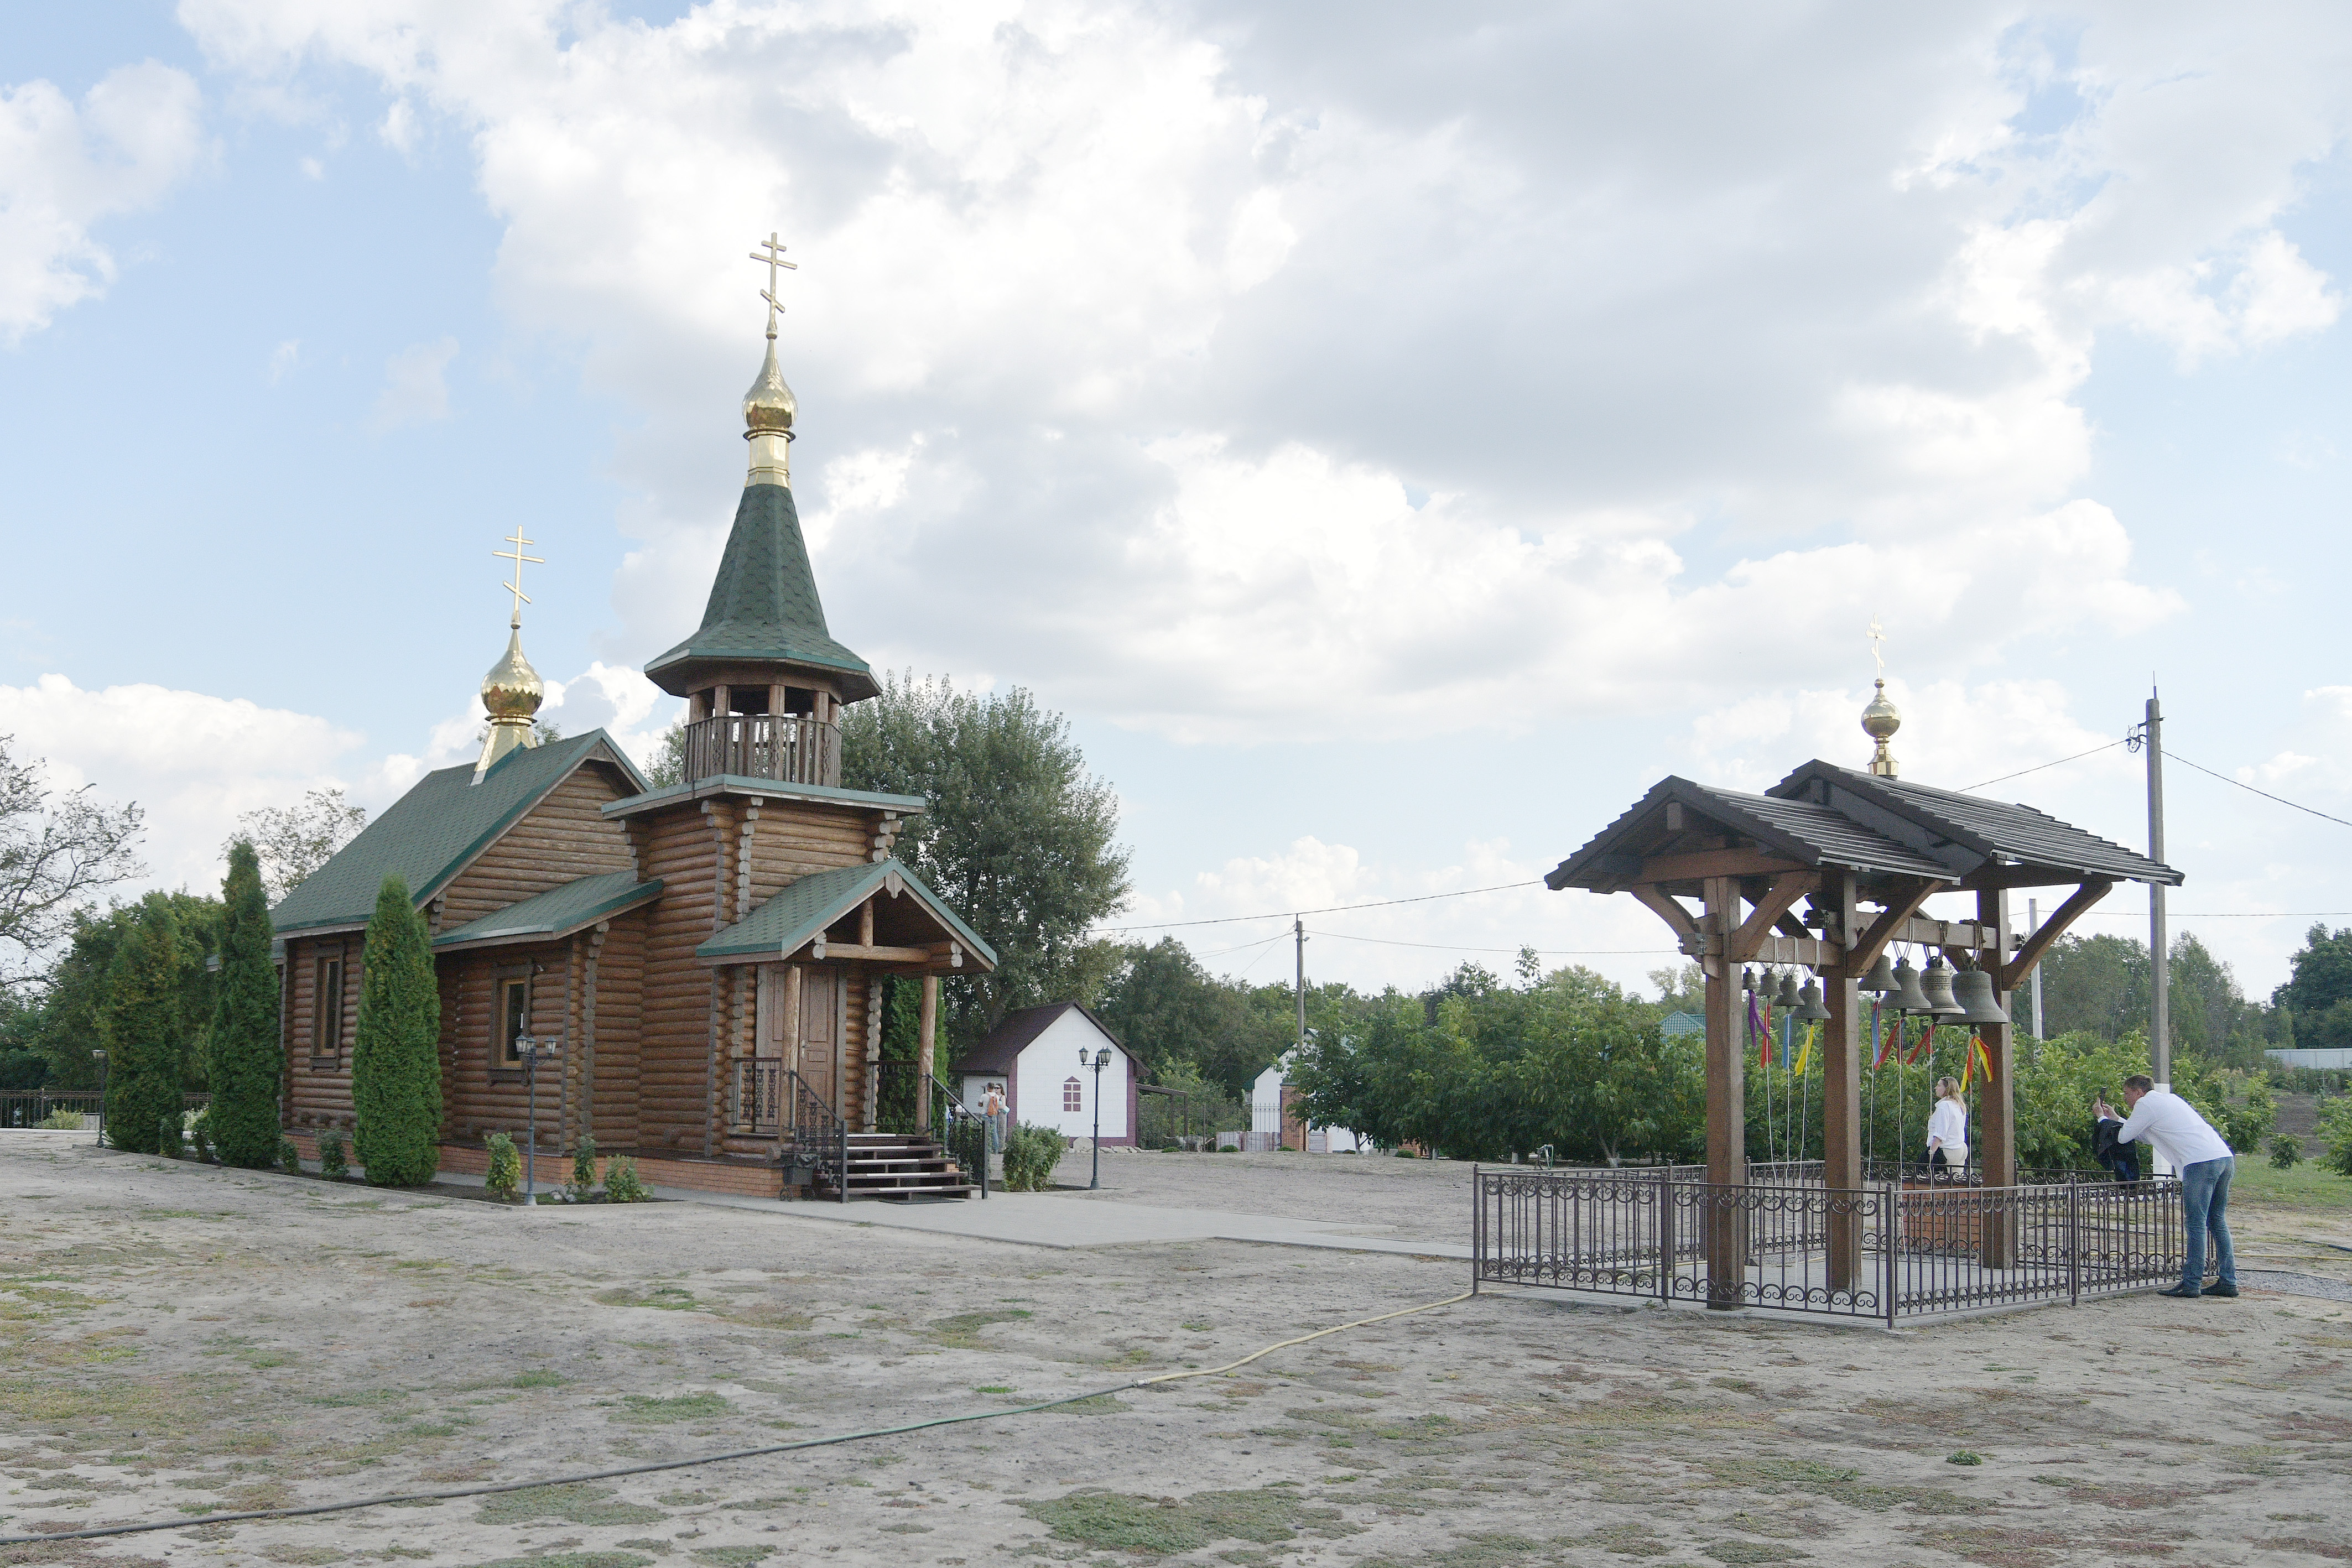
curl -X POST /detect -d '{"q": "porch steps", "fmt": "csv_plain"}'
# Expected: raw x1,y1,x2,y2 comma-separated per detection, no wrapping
832,1132,977,1201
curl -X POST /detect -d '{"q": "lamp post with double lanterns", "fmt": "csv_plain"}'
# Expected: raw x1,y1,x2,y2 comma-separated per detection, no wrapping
1079,1044,1112,1190
516,1035,562,1205
90,1050,106,1147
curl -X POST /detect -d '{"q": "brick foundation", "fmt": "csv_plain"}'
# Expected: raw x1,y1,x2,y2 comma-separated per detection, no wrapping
280,1131,784,1201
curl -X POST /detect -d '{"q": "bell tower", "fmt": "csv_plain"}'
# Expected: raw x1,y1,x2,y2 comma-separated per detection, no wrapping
642,235,878,788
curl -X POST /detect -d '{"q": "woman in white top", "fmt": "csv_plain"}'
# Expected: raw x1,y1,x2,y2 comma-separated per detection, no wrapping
1926,1076,1968,1178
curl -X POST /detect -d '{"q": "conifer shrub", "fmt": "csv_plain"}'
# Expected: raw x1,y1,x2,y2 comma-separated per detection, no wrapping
101,899,186,1154
157,1114,183,1158
568,1135,599,1201
485,1132,522,1200
350,877,443,1187
602,1155,648,1204
187,1109,212,1163
317,1128,348,1180
277,1135,301,1175
207,841,285,1169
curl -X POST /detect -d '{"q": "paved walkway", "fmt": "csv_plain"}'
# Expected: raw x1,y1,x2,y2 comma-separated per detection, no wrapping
651,1184,1475,1258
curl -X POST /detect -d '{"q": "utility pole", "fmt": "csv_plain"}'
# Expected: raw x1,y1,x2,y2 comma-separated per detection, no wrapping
1294,916,1307,1057
2146,689,2169,1092
2027,898,2044,1040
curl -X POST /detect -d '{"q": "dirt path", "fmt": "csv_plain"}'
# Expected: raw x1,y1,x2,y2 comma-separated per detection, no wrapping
2,1138,2349,1567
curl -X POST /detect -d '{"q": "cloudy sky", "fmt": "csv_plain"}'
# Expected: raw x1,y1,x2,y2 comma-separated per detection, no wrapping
4,1,2351,1001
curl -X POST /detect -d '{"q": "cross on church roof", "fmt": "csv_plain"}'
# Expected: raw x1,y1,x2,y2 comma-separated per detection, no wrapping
750,231,798,340
495,527,544,629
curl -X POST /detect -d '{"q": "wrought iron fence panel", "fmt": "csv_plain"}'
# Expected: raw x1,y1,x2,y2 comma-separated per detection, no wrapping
0,1092,102,1129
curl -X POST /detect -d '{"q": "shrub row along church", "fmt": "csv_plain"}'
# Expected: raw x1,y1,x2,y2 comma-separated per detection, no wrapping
268,252,996,1199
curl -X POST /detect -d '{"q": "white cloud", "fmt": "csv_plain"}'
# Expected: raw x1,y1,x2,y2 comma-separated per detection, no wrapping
268,336,299,381
177,2,2343,746
370,335,456,430
0,60,204,341
0,674,365,897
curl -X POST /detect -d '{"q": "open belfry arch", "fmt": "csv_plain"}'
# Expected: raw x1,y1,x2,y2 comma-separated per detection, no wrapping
269,235,996,1200
1544,687,2179,1307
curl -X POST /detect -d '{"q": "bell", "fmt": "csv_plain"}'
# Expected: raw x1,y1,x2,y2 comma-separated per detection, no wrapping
1793,978,1831,1022
1741,966,1757,993
1860,954,1897,994
1918,956,1965,1017
1775,970,1801,1009
1952,964,2009,1025
1887,956,1932,1013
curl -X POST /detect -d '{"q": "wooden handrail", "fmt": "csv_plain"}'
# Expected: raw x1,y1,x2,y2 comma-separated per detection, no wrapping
681,713,841,788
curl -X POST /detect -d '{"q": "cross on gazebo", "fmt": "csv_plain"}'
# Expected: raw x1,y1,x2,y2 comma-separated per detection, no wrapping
494,527,543,629
749,231,798,339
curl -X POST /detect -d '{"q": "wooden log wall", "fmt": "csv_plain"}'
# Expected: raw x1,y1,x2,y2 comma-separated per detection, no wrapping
284,934,361,1129
436,763,638,928
740,800,891,907
436,941,577,1147
633,801,726,1153
586,909,645,1150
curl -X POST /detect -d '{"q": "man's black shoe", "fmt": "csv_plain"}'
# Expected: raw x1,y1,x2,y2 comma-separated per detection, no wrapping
2204,1281,2239,1298
2157,1284,2199,1298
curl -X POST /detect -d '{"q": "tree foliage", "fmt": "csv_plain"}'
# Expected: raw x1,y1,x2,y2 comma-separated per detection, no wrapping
841,674,1130,1050
1094,937,1307,1100
350,877,442,1186
230,787,367,902
206,841,284,1169
100,898,187,1154
25,893,218,1091
0,735,144,995
2030,930,2267,1067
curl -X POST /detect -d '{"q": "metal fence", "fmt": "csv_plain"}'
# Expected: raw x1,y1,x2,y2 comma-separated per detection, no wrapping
0,1092,102,1129
1472,1166,2183,1322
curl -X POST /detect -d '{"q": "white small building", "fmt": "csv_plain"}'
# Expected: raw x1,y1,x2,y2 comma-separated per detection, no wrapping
950,1002,1139,1145
1250,1055,1366,1153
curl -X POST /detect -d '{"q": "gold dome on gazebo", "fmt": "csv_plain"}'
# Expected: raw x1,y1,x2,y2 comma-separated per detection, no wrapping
1862,679,1900,778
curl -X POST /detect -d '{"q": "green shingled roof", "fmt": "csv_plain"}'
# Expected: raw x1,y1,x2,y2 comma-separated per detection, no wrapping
269,731,646,936
696,857,997,966
432,871,663,950
643,483,875,695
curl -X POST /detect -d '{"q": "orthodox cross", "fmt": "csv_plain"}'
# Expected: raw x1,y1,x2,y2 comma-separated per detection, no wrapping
749,231,798,338
1867,614,1886,675
495,528,544,628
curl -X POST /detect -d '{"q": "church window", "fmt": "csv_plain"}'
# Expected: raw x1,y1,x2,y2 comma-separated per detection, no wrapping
313,956,344,1060
499,977,531,1065
1063,1077,1083,1112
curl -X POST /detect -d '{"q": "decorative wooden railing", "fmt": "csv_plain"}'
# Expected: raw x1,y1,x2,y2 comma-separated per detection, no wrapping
681,713,840,788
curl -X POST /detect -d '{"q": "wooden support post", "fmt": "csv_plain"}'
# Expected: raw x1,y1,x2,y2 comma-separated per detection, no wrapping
1977,886,2017,1269
1818,871,1861,1294
918,975,939,1134
1701,876,1746,1309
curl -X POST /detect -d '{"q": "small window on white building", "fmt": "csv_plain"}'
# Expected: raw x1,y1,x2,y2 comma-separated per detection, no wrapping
1063,1076,1083,1112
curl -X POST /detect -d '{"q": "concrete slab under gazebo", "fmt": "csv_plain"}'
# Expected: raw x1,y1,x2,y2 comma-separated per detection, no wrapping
1539,757,2179,1310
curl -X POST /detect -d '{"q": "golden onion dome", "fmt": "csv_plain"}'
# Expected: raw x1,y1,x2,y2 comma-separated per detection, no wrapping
1861,678,1900,742
481,627,545,720
743,337,796,435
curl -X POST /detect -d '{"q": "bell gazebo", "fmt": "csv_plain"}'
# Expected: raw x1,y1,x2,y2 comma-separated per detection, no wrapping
1474,687,2187,1320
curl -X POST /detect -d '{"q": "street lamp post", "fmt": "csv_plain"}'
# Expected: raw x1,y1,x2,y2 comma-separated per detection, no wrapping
91,1050,106,1147
1080,1045,1112,1190
517,1036,561,1205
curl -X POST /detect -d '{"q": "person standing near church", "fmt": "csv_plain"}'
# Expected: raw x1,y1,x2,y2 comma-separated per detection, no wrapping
2094,1074,2237,1299
1926,1076,1969,1179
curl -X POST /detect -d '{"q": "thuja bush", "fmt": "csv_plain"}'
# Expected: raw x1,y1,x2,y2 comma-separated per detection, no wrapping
207,841,285,1169
101,899,185,1155
277,1136,301,1176
603,1155,649,1204
187,1109,212,1164
317,1128,349,1180
350,877,443,1187
569,1135,599,1200
1000,1123,1068,1191
484,1132,522,1200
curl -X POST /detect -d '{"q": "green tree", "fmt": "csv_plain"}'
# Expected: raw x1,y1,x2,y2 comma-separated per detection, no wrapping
206,841,284,1169
841,673,1131,1050
228,787,367,901
0,734,145,997
350,877,442,1186
100,898,186,1153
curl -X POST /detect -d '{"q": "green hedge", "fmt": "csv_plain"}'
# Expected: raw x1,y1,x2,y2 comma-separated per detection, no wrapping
1000,1123,1068,1191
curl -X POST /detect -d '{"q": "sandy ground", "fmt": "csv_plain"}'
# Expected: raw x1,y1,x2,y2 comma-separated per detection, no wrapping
2,1137,2350,1568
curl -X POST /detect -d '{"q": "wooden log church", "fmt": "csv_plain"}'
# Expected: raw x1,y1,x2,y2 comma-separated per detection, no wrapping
268,242,996,1200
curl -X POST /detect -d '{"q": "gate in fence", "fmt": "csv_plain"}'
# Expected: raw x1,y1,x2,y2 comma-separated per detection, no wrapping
1471,1165,2183,1322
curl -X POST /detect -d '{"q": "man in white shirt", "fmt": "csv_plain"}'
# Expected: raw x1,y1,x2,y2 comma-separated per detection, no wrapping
2093,1074,2237,1299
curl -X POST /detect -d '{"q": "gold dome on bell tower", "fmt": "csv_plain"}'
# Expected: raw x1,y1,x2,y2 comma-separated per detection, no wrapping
1861,617,1899,778
473,528,547,784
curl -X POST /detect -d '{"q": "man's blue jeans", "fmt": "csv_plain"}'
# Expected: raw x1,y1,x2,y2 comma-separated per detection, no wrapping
2178,1155,2236,1291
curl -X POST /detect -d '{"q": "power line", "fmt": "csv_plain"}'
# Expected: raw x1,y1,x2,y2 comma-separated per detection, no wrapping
2074,910,2352,919
1307,926,1678,957
1091,879,1542,935
1961,738,2129,793
2164,748,2352,831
